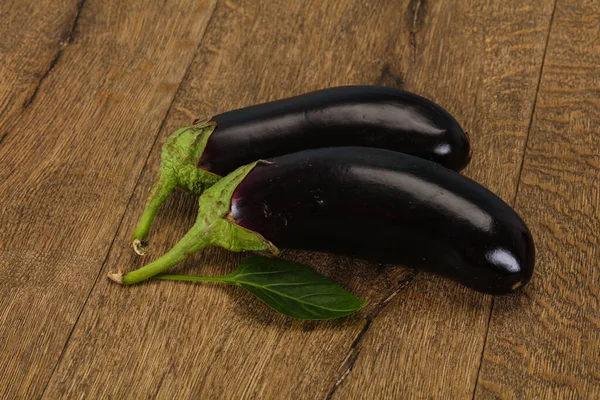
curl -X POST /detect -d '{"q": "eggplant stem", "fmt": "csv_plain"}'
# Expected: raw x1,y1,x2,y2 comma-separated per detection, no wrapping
132,239,147,256
123,219,217,284
129,120,220,253
112,162,279,285
107,267,124,284
130,174,177,252
154,274,231,283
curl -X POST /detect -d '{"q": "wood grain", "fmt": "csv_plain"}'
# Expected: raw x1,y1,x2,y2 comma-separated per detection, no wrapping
2,0,599,397
0,0,81,139
475,0,600,397
331,0,557,397
45,0,554,399
43,0,421,397
0,0,217,397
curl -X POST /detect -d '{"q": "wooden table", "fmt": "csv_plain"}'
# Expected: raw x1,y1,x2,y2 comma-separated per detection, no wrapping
1,0,598,398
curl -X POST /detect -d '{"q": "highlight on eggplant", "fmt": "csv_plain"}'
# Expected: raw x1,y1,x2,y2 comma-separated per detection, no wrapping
112,147,534,295
130,86,471,254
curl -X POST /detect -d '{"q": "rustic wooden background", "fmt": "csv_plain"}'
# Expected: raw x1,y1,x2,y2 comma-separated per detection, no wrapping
1,0,598,398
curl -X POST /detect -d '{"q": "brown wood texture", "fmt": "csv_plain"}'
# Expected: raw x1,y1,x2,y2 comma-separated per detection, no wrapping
1,0,598,398
0,0,218,397
333,1,558,398
476,0,600,398
0,0,81,140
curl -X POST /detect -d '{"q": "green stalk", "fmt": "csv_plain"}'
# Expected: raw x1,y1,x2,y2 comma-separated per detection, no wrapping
131,173,177,254
154,274,232,283
120,217,217,284
110,162,279,285
130,120,221,255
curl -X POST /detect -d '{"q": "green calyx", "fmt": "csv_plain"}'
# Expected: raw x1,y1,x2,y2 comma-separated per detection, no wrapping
130,120,221,254
109,162,279,285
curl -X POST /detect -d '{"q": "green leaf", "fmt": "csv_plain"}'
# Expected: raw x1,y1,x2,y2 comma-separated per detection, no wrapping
155,256,367,320
227,256,367,320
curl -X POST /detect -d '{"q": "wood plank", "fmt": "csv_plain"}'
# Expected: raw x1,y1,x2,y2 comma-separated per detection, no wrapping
43,1,417,396
475,0,600,397
0,0,81,138
45,1,556,398
331,0,557,397
0,0,218,397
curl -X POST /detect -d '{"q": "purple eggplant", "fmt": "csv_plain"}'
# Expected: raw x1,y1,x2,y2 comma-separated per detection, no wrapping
202,86,470,174
114,147,534,295
131,86,470,253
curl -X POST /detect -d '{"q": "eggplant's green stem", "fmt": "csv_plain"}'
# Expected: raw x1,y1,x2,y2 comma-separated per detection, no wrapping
131,175,177,255
123,218,217,284
155,274,232,283
130,120,221,254
112,162,279,285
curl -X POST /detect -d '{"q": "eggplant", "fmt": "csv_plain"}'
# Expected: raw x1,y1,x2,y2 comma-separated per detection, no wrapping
202,86,470,174
113,147,534,295
131,86,470,253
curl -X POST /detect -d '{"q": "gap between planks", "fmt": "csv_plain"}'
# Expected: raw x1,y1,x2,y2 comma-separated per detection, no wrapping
326,271,419,399
1,0,86,148
22,0,86,109
37,2,221,396
470,0,560,398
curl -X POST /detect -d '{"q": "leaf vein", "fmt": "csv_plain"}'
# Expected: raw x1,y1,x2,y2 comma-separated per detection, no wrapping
234,270,289,279
239,281,363,313
262,282,315,288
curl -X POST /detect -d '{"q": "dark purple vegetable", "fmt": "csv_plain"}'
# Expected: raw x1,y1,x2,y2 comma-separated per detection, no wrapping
131,86,470,253
114,147,534,295
202,86,470,174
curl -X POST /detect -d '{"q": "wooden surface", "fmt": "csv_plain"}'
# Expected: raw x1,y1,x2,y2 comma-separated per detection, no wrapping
0,0,598,398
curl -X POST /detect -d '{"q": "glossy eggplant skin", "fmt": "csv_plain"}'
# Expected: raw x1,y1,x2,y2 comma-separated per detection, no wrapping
230,147,534,294
200,86,470,176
